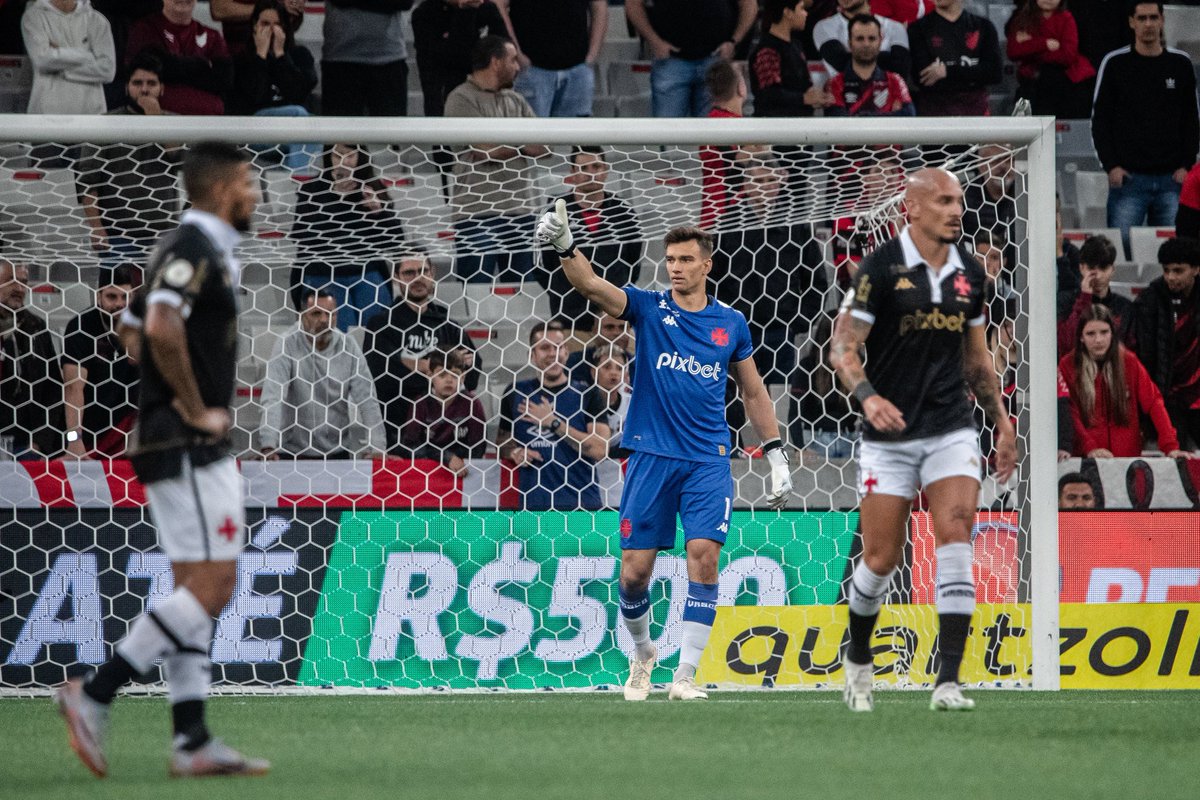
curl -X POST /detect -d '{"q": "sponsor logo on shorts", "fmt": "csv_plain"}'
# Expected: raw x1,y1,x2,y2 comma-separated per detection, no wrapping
655,351,723,380
620,518,632,537
898,308,966,336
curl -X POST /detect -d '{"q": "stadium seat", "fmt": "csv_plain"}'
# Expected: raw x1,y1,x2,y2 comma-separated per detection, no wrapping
607,61,652,97
602,39,643,64
1072,171,1109,229
460,282,550,327
0,55,30,113
1164,5,1200,59
1063,227,1123,249
1128,226,1175,267
592,95,618,118
617,93,652,117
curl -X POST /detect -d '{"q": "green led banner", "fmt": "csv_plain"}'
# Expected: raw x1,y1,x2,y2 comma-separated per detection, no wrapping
298,511,858,688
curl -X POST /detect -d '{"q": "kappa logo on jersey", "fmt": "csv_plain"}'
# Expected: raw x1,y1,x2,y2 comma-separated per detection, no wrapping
620,518,633,537
898,308,967,336
655,351,723,380
954,273,971,297
895,277,915,290
710,328,729,347
663,315,678,327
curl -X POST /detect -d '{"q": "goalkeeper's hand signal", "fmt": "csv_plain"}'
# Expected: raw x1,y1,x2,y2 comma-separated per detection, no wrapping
536,198,575,255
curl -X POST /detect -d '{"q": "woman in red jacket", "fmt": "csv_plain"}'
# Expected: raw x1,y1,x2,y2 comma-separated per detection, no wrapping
1059,305,1188,458
1005,0,1095,119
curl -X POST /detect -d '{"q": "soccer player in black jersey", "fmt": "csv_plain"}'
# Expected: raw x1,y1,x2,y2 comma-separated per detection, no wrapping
830,167,1017,712
55,142,269,777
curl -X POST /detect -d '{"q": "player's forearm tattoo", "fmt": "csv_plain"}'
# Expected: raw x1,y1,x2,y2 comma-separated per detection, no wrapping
964,360,1007,427
829,314,870,393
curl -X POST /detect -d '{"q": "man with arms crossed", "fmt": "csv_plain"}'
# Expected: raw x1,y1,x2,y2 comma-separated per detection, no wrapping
537,202,793,701
830,168,1017,712
55,142,269,777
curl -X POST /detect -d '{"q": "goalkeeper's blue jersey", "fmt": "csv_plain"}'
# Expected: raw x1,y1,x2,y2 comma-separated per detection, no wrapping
619,286,753,463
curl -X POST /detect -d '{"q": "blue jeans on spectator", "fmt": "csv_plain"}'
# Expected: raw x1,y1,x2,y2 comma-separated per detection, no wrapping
454,213,537,283
252,105,320,172
300,266,391,331
1107,172,1181,259
650,55,715,117
516,63,595,117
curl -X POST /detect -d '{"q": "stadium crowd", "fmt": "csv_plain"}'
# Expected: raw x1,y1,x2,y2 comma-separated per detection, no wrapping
1,0,1200,509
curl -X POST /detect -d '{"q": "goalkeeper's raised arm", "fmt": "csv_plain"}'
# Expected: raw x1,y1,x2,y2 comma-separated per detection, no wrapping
536,199,628,319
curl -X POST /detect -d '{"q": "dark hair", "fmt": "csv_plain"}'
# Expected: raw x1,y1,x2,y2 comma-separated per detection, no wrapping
761,0,805,24
250,0,296,50
1007,0,1063,39
391,249,431,276
847,13,881,38
1071,304,1129,427
125,51,163,81
973,229,1008,253
101,263,137,289
1058,471,1096,497
664,225,714,258
181,142,249,204
429,348,468,374
704,59,741,103
1079,235,1117,269
300,287,337,307
587,344,628,369
528,319,566,344
471,35,513,72
318,144,393,208
570,145,606,163
1158,236,1200,267
1127,0,1163,17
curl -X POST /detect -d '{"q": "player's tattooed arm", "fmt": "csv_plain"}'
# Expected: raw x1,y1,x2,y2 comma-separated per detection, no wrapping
964,324,1018,482
830,312,906,433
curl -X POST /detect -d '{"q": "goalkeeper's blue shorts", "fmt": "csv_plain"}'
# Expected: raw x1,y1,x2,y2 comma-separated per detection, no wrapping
616,451,733,550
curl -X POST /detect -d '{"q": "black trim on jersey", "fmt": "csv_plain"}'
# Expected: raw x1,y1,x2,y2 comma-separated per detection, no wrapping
186,457,212,562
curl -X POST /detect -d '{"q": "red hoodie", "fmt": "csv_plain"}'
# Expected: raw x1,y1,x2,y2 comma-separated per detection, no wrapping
1058,347,1180,457
126,13,231,115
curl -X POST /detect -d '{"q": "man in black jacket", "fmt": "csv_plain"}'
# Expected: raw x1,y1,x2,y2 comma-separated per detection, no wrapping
1091,1,1199,259
541,147,643,331
0,259,64,459
1129,237,1200,449
363,252,481,450
907,0,1001,116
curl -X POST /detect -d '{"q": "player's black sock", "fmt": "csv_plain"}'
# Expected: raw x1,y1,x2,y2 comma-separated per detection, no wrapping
846,610,879,665
172,700,211,752
83,653,138,704
936,613,971,685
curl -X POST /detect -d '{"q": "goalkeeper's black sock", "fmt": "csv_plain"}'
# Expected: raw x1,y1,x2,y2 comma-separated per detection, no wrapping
172,700,211,752
84,653,138,704
936,613,971,686
846,610,879,665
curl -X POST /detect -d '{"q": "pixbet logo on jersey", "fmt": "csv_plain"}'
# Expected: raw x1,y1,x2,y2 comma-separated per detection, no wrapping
655,351,723,380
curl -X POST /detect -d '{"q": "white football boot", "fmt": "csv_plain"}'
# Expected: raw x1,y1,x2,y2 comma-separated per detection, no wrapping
842,659,875,712
624,644,657,701
169,738,270,778
930,682,976,711
667,676,709,701
55,677,110,778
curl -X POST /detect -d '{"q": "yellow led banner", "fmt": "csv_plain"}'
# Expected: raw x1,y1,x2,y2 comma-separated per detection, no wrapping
698,604,1200,689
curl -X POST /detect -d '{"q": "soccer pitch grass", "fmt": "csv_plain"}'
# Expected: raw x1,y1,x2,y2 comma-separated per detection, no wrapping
3,691,1197,800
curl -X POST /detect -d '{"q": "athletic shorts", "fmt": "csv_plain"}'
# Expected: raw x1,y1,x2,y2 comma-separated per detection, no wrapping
144,455,245,562
617,451,733,550
858,427,982,500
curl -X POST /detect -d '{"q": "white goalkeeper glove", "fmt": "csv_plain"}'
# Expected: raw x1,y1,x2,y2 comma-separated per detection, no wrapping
763,440,792,510
536,198,575,255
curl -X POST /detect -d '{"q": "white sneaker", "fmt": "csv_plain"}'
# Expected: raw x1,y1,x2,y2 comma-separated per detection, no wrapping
930,682,976,711
169,738,270,778
668,676,709,701
843,659,874,712
624,645,657,702
55,677,110,778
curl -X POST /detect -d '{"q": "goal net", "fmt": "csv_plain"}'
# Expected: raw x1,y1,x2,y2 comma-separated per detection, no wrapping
0,116,1058,694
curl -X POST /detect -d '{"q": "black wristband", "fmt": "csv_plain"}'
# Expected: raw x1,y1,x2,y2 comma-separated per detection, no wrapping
556,244,578,259
852,380,878,404
762,438,783,453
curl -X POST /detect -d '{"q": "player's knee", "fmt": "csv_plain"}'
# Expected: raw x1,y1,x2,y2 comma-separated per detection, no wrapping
934,504,975,545
862,547,902,575
619,574,651,596
181,564,238,615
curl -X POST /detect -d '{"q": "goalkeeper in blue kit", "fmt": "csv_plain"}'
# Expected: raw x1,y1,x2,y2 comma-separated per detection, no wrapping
537,201,793,700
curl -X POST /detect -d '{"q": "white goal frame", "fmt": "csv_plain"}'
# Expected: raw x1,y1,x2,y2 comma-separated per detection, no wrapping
0,114,1060,691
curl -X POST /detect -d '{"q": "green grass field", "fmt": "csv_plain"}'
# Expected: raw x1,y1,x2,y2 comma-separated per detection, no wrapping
3,691,1197,800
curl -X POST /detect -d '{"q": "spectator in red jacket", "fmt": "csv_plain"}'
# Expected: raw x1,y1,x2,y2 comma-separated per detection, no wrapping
1056,234,1132,356
400,349,486,474
1177,162,1200,241
125,0,233,114
1059,304,1187,458
870,0,933,25
1004,0,1094,119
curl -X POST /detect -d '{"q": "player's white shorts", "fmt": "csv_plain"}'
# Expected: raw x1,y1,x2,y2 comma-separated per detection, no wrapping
858,427,982,500
144,455,245,562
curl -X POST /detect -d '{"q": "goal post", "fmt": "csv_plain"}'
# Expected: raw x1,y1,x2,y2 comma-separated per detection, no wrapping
0,114,1059,692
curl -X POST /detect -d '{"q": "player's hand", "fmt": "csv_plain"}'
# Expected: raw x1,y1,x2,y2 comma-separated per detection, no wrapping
765,446,793,510
861,395,906,433
993,426,1018,484
536,199,574,254
173,399,232,439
